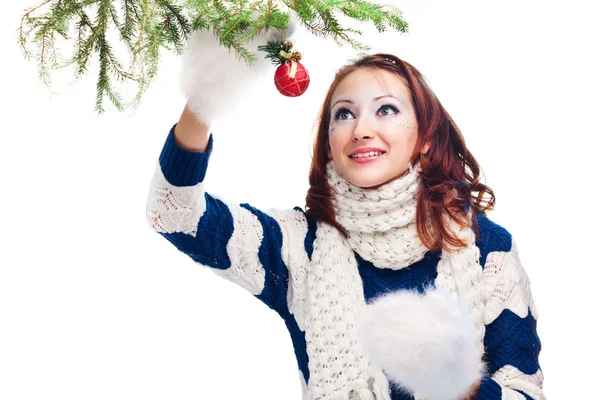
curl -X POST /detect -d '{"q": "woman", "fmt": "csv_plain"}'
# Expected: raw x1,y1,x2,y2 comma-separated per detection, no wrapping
146,28,544,400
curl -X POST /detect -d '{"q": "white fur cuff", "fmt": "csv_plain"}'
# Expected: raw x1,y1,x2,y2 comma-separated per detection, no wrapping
358,289,484,400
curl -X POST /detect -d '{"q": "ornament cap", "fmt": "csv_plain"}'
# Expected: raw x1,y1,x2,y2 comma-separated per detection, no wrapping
258,40,300,65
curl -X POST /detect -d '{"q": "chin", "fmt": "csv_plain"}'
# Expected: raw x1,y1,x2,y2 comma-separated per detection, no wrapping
359,181,387,190
346,173,394,189
348,177,386,189
341,165,409,189
338,168,384,189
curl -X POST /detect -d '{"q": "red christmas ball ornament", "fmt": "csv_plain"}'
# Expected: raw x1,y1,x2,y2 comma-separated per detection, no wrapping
274,60,310,97
258,40,310,97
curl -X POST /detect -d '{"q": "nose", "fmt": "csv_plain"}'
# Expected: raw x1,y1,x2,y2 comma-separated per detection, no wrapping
352,133,373,142
352,117,374,142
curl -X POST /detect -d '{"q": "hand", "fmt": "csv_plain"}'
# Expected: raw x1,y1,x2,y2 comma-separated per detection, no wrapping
358,289,485,400
180,17,298,126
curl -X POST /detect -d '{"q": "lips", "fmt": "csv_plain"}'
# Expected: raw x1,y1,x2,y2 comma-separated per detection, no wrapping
348,147,386,158
348,151,385,164
349,151,385,159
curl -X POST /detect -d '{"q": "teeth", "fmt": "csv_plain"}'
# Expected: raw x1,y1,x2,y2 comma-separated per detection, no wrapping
350,151,383,158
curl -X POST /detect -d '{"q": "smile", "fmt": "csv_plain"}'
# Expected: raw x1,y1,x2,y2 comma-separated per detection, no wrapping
349,151,385,164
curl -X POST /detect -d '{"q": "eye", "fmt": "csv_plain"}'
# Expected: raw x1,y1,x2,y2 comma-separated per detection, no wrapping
378,104,399,116
334,107,354,120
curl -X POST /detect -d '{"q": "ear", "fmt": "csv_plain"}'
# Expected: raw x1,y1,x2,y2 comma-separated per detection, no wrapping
421,141,431,155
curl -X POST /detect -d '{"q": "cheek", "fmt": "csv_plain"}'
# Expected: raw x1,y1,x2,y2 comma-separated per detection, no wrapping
392,113,417,132
387,115,419,154
328,131,346,154
396,115,419,144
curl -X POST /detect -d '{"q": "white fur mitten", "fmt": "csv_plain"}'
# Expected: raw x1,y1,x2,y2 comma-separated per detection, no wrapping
180,19,297,125
358,289,484,400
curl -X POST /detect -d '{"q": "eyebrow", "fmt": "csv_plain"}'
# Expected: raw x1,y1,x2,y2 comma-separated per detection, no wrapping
331,94,402,109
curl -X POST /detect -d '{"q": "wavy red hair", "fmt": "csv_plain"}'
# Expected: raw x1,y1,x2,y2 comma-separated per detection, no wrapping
305,53,495,251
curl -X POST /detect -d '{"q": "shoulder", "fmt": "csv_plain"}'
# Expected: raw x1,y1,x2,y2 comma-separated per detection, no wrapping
474,213,513,266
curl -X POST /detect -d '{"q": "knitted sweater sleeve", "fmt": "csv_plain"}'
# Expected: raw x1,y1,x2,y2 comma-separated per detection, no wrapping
145,124,310,316
475,216,545,400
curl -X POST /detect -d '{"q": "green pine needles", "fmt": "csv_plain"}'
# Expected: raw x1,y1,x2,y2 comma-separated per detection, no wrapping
18,0,409,114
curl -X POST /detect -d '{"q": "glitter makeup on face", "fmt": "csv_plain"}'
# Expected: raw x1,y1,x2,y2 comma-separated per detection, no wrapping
329,126,335,135
396,116,416,130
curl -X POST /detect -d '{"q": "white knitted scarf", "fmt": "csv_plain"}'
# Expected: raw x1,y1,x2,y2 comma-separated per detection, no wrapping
303,161,486,400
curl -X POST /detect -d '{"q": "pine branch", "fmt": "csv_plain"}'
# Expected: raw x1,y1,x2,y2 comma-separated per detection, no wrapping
18,0,410,114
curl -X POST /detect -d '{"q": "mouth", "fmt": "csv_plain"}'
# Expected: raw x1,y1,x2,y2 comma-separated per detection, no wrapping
348,150,386,163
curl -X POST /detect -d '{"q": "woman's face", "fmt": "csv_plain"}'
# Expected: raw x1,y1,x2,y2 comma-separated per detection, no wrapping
327,68,421,189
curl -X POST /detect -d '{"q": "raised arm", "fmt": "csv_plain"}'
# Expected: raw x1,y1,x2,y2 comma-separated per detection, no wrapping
147,116,312,319
145,20,311,318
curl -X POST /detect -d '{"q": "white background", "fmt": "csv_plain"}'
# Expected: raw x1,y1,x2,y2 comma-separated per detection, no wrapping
1,1,598,399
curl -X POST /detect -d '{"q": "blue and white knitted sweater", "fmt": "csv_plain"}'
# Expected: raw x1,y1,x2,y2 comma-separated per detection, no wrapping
146,125,544,400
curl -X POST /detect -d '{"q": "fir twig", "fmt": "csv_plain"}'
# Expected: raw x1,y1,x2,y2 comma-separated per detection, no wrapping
18,0,409,114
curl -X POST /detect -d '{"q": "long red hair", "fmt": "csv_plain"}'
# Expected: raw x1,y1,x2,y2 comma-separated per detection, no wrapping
305,53,495,251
